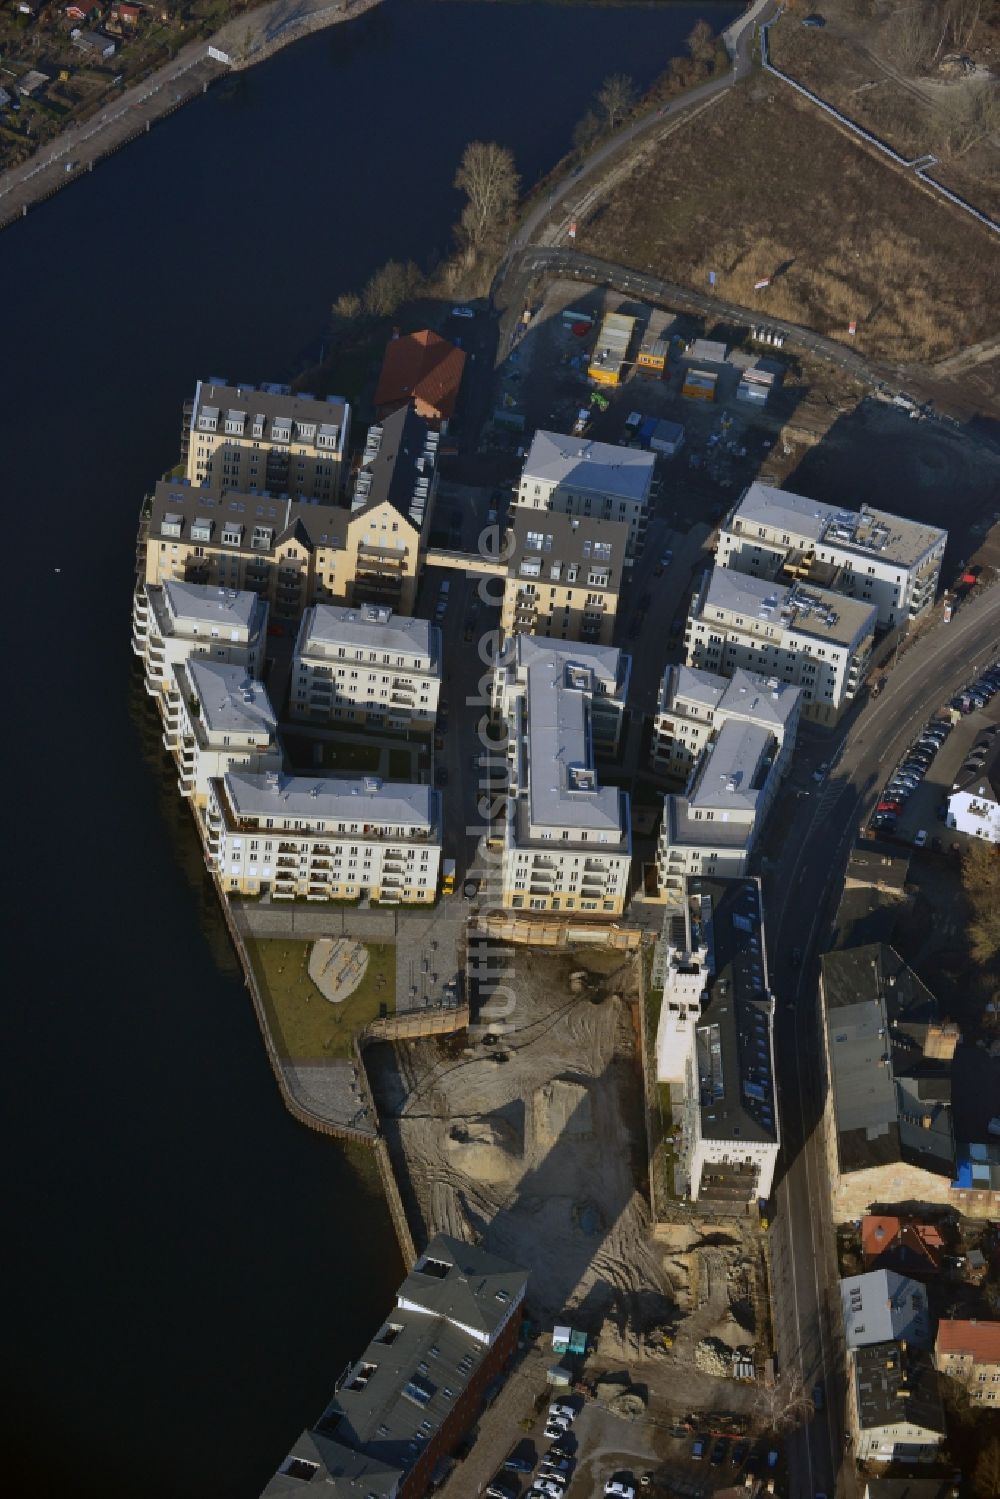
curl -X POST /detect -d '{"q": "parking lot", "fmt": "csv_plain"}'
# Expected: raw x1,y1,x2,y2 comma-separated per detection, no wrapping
868,658,1000,851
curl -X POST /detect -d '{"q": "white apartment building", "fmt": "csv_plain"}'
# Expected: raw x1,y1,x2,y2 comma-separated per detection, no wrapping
206,770,442,904
132,578,268,697
514,430,655,555
186,379,350,501
657,720,788,885
163,659,282,808
685,565,877,725
654,667,800,884
290,603,441,732
716,482,946,631
652,664,801,779
492,635,632,915
652,878,779,1205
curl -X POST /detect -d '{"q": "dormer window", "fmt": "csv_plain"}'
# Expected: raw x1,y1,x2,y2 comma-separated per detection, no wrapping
160,513,183,539
224,409,246,435
252,413,266,438
270,418,292,444
197,406,219,433
222,523,243,546
252,525,274,550
317,422,339,449
296,421,316,441
191,518,213,543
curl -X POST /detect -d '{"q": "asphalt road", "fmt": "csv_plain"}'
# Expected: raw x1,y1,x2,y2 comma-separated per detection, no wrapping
759,580,1000,1499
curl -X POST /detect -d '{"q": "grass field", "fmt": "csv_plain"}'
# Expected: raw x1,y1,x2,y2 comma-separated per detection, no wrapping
247,939,395,1060
575,76,999,364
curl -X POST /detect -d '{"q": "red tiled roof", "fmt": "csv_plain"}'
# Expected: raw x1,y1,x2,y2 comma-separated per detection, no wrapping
936,1319,1000,1363
374,329,465,421
861,1215,944,1272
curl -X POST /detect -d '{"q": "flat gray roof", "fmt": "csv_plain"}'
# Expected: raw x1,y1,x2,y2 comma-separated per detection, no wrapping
522,430,655,504
732,483,946,568
297,602,438,665
222,770,436,831
690,719,774,811
160,578,259,635
852,1342,945,1437
666,664,728,713
525,652,626,836
704,565,876,649
184,660,277,739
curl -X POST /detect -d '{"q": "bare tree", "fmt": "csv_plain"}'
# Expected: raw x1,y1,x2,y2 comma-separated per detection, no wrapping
751,1370,816,1435
973,1436,1000,1499
687,18,716,65
596,73,637,131
453,141,519,253
361,260,421,318
331,290,362,321
892,2,937,71
936,78,1000,156
949,0,983,50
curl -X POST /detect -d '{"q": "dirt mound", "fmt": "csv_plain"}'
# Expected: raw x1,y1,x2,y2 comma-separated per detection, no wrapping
532,1078,593,1147
445,1117,521,1184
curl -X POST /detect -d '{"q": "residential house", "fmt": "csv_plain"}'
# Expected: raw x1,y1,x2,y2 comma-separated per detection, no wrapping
848,1341,946,1464
820,944,957,1220
861,1216,944,1278
260,1236,527,1499
839,1269,931,1350
347,405,440,615
373,329,466,427
946,740,1000,843
934,1318,1000,1405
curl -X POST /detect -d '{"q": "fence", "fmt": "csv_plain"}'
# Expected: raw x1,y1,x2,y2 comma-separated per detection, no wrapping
478,913,642,949
760,21,999,236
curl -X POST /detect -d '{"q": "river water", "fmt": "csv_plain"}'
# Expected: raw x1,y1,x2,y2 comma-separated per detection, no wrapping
0,2,734,1493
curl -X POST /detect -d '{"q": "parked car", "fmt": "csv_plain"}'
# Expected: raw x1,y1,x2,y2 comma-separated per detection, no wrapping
801,13,827,25
913,829,928,848
504,1453,534,1473
660,548,673,567
691,1437,707,1460
813,1382,824,1410
544,1421,569,1441
452,305,475,318
487,1481,518,1499
877,800,903,814
541,1456,573,1475
731,1441,749,1467
604,1482,636,1499
548,1403,575,1424
711,1440,729,1466
533,1480,564,1499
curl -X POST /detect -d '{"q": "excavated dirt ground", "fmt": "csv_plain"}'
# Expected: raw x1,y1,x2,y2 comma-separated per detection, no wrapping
367,948,677,1361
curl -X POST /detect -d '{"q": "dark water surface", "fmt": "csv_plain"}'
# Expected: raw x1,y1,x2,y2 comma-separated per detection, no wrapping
0,3,734,1493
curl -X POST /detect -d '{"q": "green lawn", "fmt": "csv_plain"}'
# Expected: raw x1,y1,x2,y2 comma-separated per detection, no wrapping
246,940,395,1060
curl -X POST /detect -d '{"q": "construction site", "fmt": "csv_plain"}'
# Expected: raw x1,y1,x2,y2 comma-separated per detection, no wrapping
365,942,771,1411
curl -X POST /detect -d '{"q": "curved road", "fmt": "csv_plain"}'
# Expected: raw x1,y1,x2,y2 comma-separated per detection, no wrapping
761,579,1000,1499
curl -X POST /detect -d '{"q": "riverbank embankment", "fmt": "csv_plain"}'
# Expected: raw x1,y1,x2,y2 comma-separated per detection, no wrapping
0,0,382,233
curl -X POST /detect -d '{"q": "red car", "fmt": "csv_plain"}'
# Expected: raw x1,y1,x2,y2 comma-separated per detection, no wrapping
877,799,903,814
